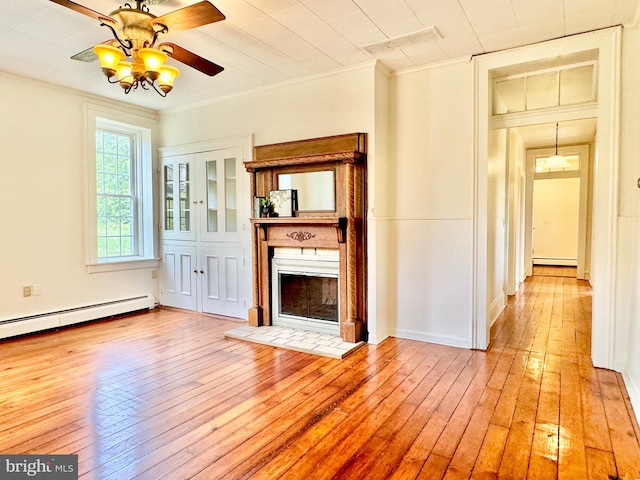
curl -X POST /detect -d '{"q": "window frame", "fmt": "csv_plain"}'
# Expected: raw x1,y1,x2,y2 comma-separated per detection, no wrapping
85,104,159,273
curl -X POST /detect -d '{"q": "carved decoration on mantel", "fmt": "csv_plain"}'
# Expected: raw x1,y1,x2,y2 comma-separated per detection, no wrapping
252,217,347,243
287,231,316,242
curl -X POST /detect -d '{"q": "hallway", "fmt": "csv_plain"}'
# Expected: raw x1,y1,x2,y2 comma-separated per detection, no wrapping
0,275,639,478
489,273,639,479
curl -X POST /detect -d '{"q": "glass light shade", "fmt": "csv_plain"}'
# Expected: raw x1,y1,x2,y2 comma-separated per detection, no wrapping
158,65,180,93
116,61,133,89
544,154,571,168
93,44,125,77
138,48,168,81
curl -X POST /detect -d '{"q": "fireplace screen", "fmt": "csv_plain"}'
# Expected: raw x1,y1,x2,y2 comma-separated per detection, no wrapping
279,273,338,323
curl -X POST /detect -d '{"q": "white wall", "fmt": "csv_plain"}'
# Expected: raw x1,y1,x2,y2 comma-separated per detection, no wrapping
160,64,376,147
0,72,160,322
533,177,580,262
618,23,640,420
506,128,526,294
388,59,475,348
487,129,507,326
367,63,392,343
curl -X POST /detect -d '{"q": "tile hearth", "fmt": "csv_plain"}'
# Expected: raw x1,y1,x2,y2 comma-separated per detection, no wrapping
224,325,364,359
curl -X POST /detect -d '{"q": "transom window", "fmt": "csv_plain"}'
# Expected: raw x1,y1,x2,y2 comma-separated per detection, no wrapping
493,62,596,115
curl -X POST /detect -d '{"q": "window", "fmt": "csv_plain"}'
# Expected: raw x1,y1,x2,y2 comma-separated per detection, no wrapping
85,105,158,272
95,129,137,258
493,62,596,115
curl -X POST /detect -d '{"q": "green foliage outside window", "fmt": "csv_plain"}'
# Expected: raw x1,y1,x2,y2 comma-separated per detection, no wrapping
96,130,137,258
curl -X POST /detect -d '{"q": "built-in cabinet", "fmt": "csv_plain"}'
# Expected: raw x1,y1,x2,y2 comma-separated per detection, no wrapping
160,138,251,318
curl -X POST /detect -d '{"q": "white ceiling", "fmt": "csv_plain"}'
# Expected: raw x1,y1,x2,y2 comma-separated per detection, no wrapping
0,0,638,113
516,118,598,149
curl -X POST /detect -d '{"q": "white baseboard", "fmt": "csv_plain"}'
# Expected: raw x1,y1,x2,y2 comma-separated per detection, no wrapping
533,257,578,266
393,329,471,349
622,369,640,431
489,291,506,329
0,295,154,340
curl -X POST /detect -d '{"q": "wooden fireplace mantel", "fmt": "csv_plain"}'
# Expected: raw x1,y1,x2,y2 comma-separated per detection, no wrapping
244,133,367,343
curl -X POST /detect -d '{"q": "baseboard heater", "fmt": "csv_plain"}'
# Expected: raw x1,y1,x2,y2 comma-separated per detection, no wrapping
533,257,578,266
0,294,155,340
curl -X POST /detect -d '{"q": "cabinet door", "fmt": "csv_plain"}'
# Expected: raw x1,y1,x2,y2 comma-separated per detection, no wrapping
200,246,247,318
161,243,197,310
195,148,243,243
161,155,196,241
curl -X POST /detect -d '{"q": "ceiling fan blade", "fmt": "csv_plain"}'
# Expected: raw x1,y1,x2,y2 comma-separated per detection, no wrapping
49,0,107,21
71,40,115,62
153,1,225,34
71,46,98,62
161,43,224,76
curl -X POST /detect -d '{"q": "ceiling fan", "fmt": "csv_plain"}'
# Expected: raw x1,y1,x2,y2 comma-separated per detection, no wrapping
50,0,225,96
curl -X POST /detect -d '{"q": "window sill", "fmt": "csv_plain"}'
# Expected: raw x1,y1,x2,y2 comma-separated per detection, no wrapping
87,258,160,274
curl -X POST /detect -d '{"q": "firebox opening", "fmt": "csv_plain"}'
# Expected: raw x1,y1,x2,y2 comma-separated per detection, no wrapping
271,248,340,336
279,273,339,323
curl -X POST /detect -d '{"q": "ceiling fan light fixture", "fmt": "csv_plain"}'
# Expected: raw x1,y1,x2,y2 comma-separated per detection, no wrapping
55,0,226,97
138,47,168,81
93,44,125,77
158,64,180,94
116,61,134,89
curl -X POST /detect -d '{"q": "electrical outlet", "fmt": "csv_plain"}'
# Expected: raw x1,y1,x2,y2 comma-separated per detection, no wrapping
23,286,32,297
32,284,41,296
151,269,158,279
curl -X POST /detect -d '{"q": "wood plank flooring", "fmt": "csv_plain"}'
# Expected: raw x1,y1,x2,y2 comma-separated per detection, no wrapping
532,265,577,278
1,274,639,479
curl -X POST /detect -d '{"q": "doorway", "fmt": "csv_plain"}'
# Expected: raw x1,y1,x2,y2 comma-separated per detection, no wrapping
523,125,594,281
473,28,621,370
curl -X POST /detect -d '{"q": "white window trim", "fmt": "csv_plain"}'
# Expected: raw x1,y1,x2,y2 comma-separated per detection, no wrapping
84,104,160,273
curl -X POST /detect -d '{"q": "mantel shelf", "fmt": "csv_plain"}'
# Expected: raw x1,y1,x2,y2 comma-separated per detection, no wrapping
251,216,347,243
251,216,344,225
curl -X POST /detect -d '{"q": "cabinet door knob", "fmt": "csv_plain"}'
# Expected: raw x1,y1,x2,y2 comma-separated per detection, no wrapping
200,270,204,274
193,269,198,274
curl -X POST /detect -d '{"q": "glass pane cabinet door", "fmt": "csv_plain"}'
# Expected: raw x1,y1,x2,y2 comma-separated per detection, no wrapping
197,149,242,242
164,164,174,231
206,159,218,233
225,156,237,233
162,155,196,241
179,162,191,232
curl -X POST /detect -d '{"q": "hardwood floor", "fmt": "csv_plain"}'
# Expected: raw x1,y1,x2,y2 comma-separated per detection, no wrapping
1,275,639,479
532,265,577,278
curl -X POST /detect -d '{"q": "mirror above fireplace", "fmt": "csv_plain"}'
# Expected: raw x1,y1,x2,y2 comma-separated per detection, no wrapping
278,170,336,211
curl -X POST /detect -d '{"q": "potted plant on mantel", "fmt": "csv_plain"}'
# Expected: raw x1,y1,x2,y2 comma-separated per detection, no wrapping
260,198,278,217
